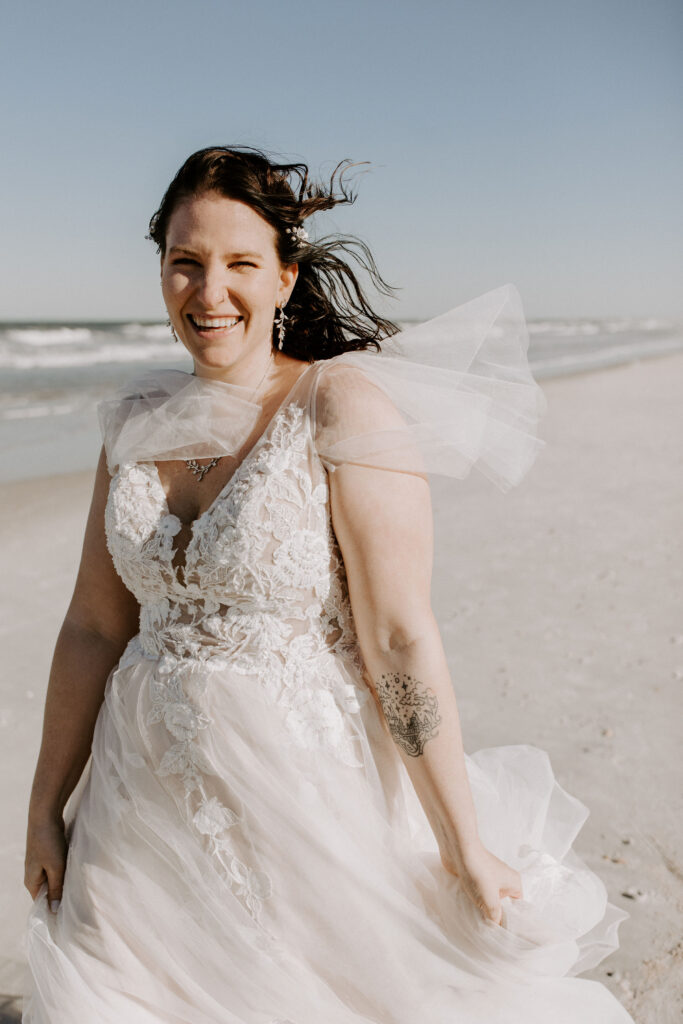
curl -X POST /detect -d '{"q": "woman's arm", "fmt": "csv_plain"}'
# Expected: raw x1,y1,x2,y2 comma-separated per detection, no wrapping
24,446,140,909
328,457,522,924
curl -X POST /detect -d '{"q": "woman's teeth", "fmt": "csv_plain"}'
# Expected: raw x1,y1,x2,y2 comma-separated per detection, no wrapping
190,315,242,329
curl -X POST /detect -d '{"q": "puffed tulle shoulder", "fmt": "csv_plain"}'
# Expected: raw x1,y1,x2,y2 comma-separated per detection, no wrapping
311,283,547,491
98,284,546,490
97,367,268,475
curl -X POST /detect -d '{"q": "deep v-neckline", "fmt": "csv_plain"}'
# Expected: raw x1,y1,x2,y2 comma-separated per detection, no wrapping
147,360,317,571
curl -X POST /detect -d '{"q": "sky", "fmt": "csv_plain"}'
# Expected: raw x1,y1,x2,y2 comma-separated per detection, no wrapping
1,0,681,322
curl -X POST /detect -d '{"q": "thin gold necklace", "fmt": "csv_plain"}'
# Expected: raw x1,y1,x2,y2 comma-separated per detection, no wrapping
185,349,275,481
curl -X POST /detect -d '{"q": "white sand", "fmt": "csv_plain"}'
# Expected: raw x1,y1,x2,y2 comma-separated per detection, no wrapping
1,353,682,1021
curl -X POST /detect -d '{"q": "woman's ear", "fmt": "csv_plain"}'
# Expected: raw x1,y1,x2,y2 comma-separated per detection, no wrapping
280,262,299,302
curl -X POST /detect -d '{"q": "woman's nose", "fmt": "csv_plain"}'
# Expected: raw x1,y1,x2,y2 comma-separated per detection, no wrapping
196,264,231,309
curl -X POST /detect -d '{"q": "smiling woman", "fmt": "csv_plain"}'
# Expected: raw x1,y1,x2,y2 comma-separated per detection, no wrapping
21,146,634,1024
147,146,400,366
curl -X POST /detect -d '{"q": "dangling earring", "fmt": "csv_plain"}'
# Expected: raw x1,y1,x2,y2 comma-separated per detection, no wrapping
166,318,178,343
274,305,287,351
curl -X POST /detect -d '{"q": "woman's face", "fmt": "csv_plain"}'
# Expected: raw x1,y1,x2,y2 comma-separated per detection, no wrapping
161,191,298,380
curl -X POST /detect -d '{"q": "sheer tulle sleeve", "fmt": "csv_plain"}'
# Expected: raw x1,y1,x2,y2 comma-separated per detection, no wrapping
97,369,264,475
312,283,547,492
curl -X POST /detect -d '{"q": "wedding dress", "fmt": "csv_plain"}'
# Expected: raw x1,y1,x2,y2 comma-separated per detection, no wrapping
23,285,634,1023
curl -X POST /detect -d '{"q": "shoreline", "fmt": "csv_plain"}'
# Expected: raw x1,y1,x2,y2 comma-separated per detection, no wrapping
1,352,682,1020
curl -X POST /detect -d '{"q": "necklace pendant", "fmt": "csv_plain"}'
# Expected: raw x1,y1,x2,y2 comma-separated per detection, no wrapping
186,457,221,481
183,350,273,482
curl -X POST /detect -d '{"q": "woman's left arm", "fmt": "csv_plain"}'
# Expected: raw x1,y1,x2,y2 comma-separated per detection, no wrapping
327,457,522,924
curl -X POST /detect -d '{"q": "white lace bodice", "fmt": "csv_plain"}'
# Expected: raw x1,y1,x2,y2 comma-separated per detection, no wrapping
105,389,368,707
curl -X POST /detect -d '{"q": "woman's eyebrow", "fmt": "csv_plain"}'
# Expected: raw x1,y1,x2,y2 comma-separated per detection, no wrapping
168,245,262,258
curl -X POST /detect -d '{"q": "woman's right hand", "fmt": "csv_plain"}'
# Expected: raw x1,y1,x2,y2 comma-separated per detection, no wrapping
24,815,68,912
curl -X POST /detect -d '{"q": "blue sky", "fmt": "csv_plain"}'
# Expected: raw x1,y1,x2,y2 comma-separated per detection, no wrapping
1,0,681,321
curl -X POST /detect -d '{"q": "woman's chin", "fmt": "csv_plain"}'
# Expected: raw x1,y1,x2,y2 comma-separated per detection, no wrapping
188,346,243,372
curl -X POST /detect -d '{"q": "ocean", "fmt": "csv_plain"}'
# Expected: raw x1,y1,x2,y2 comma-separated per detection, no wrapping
1,316,682,483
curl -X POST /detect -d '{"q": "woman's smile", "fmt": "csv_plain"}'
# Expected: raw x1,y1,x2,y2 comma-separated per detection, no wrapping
186,313,244,339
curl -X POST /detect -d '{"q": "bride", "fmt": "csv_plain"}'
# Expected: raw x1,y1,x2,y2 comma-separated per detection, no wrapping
23,146,634,1023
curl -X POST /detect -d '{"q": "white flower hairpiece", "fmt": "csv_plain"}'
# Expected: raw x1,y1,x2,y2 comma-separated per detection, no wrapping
285,225,309,243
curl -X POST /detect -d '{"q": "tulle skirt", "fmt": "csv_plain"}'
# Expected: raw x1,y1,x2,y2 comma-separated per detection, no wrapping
23,646,634,1023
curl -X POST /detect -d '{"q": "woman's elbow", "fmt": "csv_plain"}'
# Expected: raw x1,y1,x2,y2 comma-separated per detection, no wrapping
364,608,438,659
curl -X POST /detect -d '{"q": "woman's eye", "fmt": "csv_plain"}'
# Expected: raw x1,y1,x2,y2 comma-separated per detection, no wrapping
169,258,255,268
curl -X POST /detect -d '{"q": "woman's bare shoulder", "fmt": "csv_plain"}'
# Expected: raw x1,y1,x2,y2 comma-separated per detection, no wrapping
314,353,405,434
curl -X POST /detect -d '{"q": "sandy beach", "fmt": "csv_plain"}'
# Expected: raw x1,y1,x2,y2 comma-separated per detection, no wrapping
1,353,681,1022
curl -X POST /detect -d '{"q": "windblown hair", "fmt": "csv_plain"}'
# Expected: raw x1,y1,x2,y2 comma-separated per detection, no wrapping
147,146,401,360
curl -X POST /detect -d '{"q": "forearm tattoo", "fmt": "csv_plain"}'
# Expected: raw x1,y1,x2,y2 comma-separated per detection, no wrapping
375,672,442,757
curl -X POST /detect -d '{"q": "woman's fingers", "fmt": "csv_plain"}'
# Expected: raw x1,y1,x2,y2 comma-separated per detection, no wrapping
471,880,503,925
24,863,46,902
24,819,68,909
497,861,523,900
459,849,523,924
478,896,502,925
45,862,64,912
501,876,523,899
23,859,64,910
